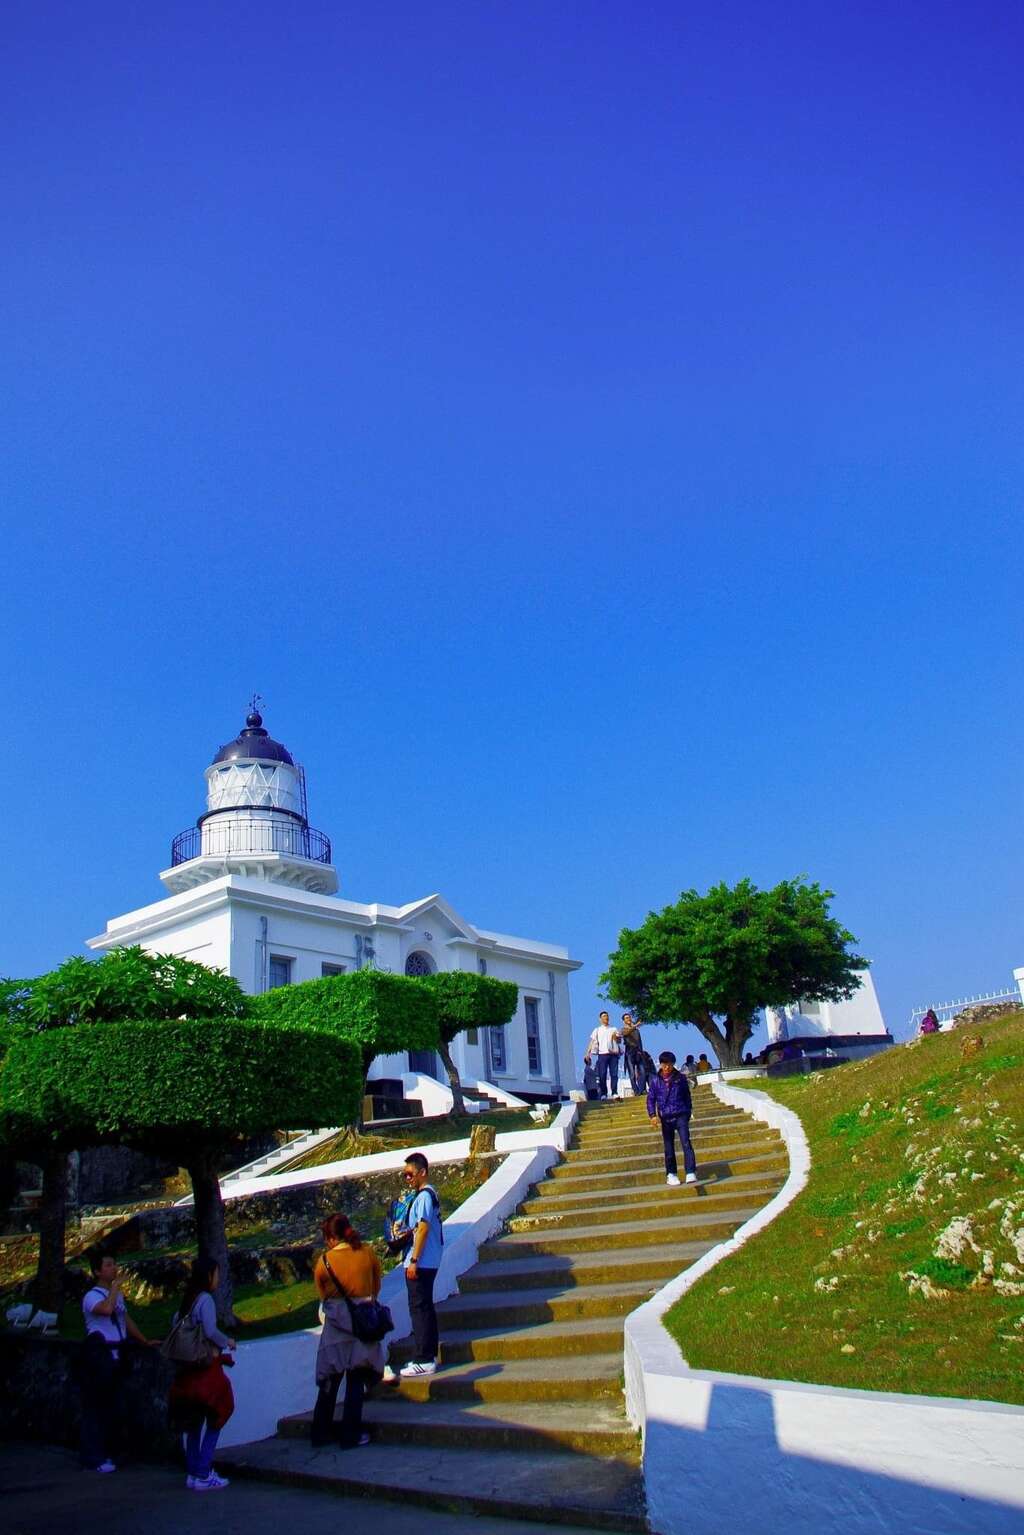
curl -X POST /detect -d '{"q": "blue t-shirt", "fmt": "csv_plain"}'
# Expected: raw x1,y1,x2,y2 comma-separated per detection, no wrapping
404,1187,443,1270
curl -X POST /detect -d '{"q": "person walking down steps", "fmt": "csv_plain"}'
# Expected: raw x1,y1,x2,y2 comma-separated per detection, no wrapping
647,1050,698,1187
587,1011,622,1099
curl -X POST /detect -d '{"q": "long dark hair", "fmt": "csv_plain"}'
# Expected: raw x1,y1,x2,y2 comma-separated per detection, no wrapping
179,1255,219,1318
321,1212,363,1251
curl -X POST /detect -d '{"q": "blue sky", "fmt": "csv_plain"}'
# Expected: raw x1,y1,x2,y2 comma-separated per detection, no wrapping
2,3,1021,1064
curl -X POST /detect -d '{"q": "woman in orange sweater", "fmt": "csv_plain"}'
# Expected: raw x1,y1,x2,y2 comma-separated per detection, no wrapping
311,1213,385,1448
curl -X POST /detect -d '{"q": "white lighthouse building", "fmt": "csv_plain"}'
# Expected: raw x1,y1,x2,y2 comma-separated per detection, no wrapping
88,705,581,1106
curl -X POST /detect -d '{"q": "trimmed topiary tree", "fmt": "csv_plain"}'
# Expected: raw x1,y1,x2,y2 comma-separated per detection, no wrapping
418,972,519,1115
256,968,439,1101
0,948,363,1323
1,1016,362,1323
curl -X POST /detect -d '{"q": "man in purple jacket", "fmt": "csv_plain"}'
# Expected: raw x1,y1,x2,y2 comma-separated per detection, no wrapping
647,1051,698,1187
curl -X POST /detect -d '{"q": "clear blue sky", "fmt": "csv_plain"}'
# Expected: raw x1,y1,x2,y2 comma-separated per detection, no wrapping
2,3,1022,1064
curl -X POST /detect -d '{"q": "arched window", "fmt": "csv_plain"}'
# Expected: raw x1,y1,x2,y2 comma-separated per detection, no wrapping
404,951,435,977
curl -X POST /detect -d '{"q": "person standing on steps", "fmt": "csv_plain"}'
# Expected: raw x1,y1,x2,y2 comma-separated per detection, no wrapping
312,1213,385,1448
587,1011,622,1100
647,1050,698,1187
399,1152,444,1378
621,1013,648,1094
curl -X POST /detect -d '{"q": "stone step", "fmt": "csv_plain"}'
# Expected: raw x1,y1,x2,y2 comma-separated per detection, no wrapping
455,1240,716,1292
278,1396,640,1460
551,1146,785,1184
525,1163,784,1208
575,1106,749,1134
384,1351,625,1403
436,1277,662,1328
532,1155,788,1200
479,1205,755,1258
573,1119,767,1151
563,1130,778,1164
218,1435,646,1533
514,1177,784,1230
552,1142,786,1172
438,1314,626,1363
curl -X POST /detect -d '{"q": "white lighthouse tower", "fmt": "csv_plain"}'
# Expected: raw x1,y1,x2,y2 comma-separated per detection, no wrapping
161,699,338,895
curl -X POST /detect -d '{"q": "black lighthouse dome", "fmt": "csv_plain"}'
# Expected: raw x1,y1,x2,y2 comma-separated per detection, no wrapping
211,706,295,766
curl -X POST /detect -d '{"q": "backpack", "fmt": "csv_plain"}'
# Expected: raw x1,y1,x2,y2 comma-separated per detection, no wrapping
383,1185,443,1255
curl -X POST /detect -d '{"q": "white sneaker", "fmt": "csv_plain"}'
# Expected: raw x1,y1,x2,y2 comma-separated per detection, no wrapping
381,1364,397,1383
399,1360,437,1377
93,1461,116,1474
685,1172,698,1184
192,1472,230,1491
666,1174,681,1187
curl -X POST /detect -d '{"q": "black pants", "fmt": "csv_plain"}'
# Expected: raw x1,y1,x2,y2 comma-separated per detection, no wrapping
311,1368,368,1447
79,1352,123,1468
406,1266,439,1363
627,1052,648,1093
661,1114,696,1177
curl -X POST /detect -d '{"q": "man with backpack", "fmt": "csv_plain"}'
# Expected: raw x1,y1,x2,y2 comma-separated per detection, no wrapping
392,1152,443,1378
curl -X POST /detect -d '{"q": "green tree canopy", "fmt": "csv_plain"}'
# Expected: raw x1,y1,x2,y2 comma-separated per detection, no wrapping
0,948,362,1323
419,972,519,1115
601,878,867,1068
255,968,439,1078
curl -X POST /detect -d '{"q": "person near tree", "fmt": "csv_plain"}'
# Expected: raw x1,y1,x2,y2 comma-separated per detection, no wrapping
79,1250,155,1473
586,1011,622,1100
311,1213,384,1448
168,1257,236,1491
620,1013,648,1093
647,1050,698,1187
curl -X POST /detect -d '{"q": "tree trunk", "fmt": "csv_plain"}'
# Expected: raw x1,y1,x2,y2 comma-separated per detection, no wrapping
34,1149,68,1316
186,1149,239,1328
692,1010,752,1070
437,1036,466,1117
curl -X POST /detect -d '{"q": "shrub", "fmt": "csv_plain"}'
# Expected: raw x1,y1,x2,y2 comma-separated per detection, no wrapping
255,969,439,1069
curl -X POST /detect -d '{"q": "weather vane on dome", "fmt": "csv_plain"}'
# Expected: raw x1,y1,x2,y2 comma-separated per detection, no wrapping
248,692,264,722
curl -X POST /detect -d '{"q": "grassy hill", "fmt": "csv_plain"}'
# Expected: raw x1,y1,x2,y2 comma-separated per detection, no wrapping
666,1009,1024,1405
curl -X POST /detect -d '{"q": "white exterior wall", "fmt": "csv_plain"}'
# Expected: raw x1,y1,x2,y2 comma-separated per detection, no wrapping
768,972,889,1044
89,881,580,1100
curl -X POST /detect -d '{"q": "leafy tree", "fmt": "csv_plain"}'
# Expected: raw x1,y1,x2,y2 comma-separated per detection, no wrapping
601,878,867,1068
1,1015,361,1324
418,972,519,1115
255,968,439,1093
0,948,361,1323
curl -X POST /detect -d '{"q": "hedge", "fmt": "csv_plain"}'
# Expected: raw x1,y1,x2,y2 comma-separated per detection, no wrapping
420,972,519,1043
254,969,439,1061
0,1018,363,1153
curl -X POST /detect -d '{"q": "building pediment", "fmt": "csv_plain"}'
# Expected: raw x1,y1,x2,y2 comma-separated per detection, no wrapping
391,894,483,945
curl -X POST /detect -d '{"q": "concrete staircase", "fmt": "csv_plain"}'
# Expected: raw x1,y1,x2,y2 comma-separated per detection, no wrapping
220,1089,786,1530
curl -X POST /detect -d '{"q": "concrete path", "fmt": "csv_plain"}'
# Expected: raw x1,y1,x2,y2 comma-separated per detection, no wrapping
0,1443,610,1535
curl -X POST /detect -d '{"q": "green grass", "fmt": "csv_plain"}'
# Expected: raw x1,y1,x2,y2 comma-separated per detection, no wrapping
665,1010,1024,1404
281,1106,537,1172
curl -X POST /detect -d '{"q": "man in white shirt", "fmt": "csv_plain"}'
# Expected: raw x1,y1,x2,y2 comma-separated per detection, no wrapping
586,1012,622,1100
80,1250,153,1472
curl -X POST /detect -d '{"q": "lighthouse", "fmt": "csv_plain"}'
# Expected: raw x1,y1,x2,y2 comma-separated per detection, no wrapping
161,700,338,895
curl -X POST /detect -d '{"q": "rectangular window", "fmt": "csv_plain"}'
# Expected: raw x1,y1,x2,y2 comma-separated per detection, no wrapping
321,962,346,978
466,1028,479,1046
525,997,542,1074
268,956,293,989
489,1025,507,1073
